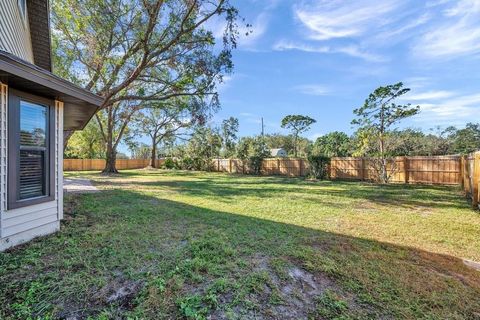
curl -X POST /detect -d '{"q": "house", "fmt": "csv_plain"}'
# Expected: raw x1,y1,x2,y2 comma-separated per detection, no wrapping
0,0,102,251
270,148,287,157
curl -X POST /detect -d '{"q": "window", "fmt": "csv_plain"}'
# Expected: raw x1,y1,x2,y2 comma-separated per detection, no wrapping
8,90,55,209
17,0,27,22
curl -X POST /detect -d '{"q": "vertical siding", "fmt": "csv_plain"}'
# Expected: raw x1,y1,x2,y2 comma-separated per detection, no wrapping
0,85,61,240
0,1,34,62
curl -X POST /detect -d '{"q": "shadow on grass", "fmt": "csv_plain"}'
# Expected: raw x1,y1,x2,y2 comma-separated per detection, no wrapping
89,170,469,210
1,187,479,319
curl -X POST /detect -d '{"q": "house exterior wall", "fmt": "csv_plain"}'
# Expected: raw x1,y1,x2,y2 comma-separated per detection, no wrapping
0,1,35,63
0,82,64,251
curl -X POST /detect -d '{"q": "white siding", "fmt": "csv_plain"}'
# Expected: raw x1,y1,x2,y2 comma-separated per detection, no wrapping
0,1,34,63
0,83,63,250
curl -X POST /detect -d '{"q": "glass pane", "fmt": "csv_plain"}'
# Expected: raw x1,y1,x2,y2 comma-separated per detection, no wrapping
20,101,47,147
19,150,45,199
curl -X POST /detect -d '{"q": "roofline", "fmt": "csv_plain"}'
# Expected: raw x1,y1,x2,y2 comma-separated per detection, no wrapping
0,50,102,106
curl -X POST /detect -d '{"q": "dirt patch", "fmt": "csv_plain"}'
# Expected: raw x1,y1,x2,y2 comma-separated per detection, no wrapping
93,278,144,308
463,259,480,272
57,277,144,319
269,265,335,319
207,255,348,320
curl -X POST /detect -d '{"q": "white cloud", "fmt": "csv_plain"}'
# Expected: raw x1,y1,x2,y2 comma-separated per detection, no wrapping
414,92,480,124
293,84,330,96
273,40,387,62
237,13,269,48
405,90,456,101
205,12,268,50
403,77,433,89
294,0,402,41
413,0,480,59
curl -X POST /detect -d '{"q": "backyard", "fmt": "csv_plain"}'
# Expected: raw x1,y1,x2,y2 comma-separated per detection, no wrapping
1,170,480,319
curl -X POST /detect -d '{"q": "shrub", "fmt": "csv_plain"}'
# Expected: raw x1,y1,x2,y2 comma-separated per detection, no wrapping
307,155,330,180
163,157,178,169
236,136,270,175
177,156,214,171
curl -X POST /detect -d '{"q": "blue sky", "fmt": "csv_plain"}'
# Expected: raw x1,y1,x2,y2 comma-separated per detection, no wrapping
209,0,480,140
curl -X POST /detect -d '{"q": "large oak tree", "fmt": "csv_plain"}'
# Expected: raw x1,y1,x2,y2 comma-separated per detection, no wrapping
52,0,241,173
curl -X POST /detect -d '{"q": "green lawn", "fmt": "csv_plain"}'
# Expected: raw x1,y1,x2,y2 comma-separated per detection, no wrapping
1,170,480,319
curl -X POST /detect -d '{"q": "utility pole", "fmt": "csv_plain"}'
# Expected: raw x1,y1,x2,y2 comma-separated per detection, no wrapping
261,117,265,136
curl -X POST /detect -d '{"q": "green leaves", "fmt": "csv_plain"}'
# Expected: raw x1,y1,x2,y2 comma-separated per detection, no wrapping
281,114,317,133
352,82,420,131
351,82,420,183
280,114,316,157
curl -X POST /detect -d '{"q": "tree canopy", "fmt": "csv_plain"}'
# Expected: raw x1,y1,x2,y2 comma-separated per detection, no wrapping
352,82,420,183
52,0,241,172
312,132,351,157
280,115,316,157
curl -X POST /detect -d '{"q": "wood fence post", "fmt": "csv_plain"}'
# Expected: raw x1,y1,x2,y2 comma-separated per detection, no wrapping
404,156,409,184
229,159,232,173
460,156,465,188
277,158,280,175
473,152,480,208
360,158,365,181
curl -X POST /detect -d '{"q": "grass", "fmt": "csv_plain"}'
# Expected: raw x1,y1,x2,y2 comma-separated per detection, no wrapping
1,169,480,319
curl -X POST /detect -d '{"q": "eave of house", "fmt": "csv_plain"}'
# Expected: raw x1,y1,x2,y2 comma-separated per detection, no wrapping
0,50,102,131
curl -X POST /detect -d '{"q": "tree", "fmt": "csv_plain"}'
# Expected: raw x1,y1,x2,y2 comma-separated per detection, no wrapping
236,136,270,174
221,117,239,157
352,82,420,183
132,99,202,168
281,115,316,157
185,126,222,170
312,131,351,157
263,133,311,157
126,142,151,160
451,123,480,154
64,120,105,159
52,0,241,173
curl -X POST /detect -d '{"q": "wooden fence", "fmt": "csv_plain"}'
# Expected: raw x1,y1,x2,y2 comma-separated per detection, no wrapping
64,153,480,208
213,156,463,184
462,152,480,208
329,156,462,185
212,155,480,208
63,159,165,171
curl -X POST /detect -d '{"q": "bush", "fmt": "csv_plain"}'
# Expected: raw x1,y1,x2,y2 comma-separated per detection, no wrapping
177,156,214,171
163,157,178,169
236,136,270,175
307,155,330,180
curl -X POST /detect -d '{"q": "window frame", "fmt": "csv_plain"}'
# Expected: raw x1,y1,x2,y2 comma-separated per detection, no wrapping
8,89,55,209
17,0,28,26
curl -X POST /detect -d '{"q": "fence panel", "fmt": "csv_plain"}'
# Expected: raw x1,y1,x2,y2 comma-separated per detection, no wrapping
64,155,475,187
65,153,480,207
64,159,165,171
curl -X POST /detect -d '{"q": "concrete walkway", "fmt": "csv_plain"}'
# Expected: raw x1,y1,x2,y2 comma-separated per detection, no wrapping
63,177,100,193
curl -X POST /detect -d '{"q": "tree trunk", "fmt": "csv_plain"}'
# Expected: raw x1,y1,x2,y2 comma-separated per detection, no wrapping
379,134,387,183
150,138,157,168
294,134,298,157
103,141,118,174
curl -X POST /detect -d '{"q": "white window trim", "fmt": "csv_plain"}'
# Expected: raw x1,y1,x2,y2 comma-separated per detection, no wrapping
17,0,28,28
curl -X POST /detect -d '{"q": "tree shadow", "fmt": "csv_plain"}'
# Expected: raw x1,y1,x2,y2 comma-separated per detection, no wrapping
1,187,479,319
88,171,469,210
